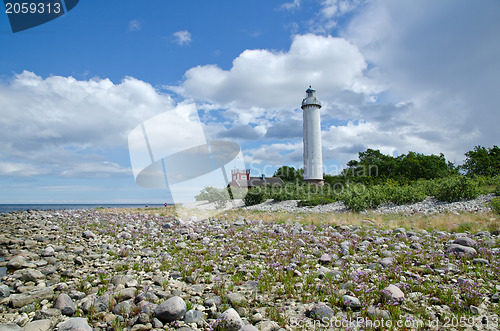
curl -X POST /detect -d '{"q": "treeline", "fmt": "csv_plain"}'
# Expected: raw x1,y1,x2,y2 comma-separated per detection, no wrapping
195,145,500,212
246,145,500,211
275,145,500,186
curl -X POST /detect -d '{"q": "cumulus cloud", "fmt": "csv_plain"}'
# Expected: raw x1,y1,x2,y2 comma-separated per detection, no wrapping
245,142,302,167
339,0,500,162
218,125,262,140
175,34,370,113
172,30,192,46
0,71,174,177
265,118,303,139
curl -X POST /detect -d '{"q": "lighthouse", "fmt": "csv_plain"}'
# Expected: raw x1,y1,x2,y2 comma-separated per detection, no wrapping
302,86,324,186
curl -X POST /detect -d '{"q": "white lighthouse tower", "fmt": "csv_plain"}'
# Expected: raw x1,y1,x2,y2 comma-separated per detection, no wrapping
302,86,324,186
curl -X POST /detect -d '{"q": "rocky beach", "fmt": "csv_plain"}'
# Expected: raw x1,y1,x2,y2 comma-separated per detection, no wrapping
0,197,499,330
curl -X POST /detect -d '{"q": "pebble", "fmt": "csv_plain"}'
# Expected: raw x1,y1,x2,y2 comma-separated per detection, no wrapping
0,205,498,331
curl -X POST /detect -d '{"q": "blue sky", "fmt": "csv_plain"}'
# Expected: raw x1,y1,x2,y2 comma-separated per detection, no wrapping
1,0,499,203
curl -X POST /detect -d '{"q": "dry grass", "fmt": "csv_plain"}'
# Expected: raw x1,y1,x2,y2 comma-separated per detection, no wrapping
226,209,500,233
98,205,500,234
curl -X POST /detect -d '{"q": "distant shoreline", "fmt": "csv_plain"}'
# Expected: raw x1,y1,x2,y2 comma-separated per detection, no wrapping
0,203,170,214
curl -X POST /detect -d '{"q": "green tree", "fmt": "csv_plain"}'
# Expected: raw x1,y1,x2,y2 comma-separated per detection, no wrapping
342,148,454,184
397,152,454,181
273,166,303,183
342,149,399,184
461,145,500,177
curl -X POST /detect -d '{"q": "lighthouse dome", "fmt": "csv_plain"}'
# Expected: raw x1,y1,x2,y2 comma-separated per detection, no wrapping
301,86,322,109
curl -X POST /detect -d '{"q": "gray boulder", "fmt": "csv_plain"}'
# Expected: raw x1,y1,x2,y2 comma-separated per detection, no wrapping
40,246,55,257
0,324,21,331
381,284,404,303
7,256,29,270
379,257,395,268
111,275,134,286
82,231,96,239
20,319,51,331
255,321,280,331
115,287,136,302
453,237,476,247
225,292,246,307
58,317,92,331
112,300,133,315
342,295,361,310
0,285,10,299
10,287,54,308
94,293,115,312
183,309,205,326
307,303,335,320
53,293,76,316
154,296,186,322
240,325,259,331
446,244,477,257
21,269,45,282
217,308,243,331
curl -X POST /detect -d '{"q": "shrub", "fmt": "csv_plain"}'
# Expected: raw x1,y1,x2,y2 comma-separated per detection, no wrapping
491,198,500,214
244,189,266,206
194,186,231,209
342,193,369,212
492,175,500,196
386,185,427,205
298,196,334,207
269,184,305,201
195,187,229,202
341,185,385,212
434,176,479,202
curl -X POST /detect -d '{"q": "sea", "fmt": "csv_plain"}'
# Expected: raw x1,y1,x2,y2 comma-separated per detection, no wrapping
0,204,167,214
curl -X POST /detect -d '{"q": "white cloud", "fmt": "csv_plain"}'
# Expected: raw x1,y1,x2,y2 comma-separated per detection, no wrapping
128,19,141,32
321,0,365,19
171,0,498,169
218,125,262,141
172,30,192,46
280,0,300,11
174,34,371,114
338,0,500,162
0,161,48,177
245,142,302,167
0,71,175,177
60,162,131,178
